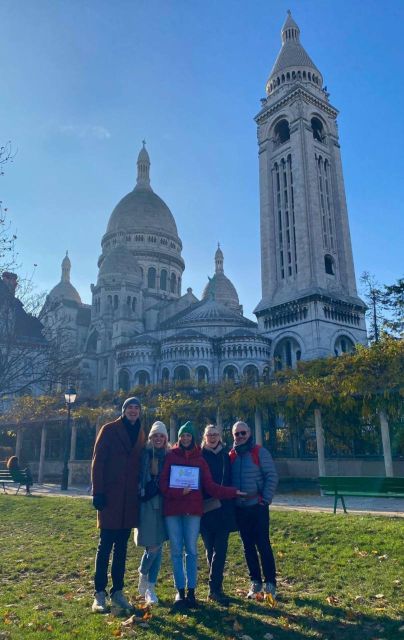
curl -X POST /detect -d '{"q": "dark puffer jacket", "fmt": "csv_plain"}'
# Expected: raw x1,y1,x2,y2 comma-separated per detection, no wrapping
201,445,237,532
230,441,278,507
160,444,237,517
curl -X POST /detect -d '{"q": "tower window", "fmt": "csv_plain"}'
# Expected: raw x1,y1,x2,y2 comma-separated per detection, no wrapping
273,119,290,146
311,117,325,142
324,254,335,275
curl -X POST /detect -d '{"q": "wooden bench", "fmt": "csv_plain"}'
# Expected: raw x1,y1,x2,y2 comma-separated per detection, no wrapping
0,469,31,495
318,476,404,513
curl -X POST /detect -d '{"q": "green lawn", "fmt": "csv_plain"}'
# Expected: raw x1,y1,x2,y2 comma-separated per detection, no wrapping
0,495,403,640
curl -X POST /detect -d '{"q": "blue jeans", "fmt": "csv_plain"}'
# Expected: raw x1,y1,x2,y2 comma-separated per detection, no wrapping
139,545,163,584
165,515,200,590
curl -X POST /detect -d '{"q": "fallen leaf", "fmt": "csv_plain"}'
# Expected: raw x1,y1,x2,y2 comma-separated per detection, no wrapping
354,596,365,604
33,604,47,611
374,593,385,599
326,595,339,606
377,554,388,561
233,620,243,632
264,593,276,607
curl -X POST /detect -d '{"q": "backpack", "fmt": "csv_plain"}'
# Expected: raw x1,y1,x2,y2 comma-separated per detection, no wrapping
229,444,261,466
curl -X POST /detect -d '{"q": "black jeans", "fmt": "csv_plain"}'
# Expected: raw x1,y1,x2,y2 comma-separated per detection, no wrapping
200,518,230,594
94,528,131,594
236,504,276,585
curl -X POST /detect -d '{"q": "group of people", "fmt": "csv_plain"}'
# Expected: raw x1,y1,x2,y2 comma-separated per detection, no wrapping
91,396,278,614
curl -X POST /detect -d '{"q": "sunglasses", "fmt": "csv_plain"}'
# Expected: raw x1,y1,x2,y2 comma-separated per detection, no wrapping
234,431,247,437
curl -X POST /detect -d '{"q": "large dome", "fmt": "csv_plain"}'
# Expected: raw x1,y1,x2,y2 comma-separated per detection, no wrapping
106,188,178,237
105,143,179,239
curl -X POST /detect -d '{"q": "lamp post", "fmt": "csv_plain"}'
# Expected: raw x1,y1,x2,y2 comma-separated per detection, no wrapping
61,387,77,491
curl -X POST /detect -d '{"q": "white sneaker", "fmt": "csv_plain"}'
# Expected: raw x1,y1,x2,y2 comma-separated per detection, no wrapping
247,581,262,598
92,591,108,613
145,584,158,605
110,590,134,613
138,572,149,597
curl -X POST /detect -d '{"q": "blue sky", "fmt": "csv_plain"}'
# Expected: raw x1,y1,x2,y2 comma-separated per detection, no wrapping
1,0,403,319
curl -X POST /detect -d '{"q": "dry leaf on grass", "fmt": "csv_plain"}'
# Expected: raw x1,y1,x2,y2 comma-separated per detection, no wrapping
233,620,243,631
326,595,339,606
374,593,385,599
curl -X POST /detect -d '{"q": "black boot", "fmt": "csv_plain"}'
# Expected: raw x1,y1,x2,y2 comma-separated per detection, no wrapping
172,588,186,610
186,588,197,608
207,590,230,606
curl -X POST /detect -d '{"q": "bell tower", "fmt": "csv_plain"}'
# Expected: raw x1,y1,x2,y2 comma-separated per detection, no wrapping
254,11,367,365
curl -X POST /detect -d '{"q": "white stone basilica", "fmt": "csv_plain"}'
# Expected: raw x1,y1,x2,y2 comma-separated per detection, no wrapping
41,12,367,394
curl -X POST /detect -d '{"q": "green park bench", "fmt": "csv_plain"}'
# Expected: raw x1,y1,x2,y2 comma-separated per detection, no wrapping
318,476,404,513
0,469,31,495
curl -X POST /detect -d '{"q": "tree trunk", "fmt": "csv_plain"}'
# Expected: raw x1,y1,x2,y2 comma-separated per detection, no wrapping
379,410,394,477
314,408,326,477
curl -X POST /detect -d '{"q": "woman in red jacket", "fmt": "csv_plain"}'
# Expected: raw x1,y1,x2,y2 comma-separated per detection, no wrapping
160,421,244,609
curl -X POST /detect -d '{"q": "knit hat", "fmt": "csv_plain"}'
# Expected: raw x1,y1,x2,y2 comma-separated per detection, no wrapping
149,421,168,440
178,421,195,438
122,396,141,415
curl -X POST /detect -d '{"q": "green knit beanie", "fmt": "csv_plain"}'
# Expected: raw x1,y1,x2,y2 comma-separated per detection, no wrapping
178,421,195,438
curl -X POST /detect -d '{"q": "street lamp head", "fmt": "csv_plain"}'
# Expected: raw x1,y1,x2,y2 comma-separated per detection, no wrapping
64,388,77,405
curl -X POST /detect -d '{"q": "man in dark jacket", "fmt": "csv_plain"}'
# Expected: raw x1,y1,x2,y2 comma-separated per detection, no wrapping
230,421,278,600
91,397,145,614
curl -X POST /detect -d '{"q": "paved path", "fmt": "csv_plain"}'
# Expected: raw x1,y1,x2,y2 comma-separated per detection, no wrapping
16,483,404,518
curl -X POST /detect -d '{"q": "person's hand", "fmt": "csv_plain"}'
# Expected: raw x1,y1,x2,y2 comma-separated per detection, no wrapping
182,487,192,495
236,490,247,496
92,494,106,511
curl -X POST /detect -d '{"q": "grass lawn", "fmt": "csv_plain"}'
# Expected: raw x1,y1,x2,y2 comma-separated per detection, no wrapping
0,496,403,640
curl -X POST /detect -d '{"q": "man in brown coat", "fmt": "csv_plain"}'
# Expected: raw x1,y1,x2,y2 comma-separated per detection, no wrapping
91,397,145,613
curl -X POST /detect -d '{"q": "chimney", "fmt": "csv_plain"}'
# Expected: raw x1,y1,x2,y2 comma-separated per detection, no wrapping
2,272,18,296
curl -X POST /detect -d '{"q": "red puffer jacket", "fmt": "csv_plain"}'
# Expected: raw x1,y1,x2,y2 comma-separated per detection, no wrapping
160,444,237,516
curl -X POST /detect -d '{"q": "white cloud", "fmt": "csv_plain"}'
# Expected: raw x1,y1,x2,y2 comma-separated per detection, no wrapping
58,124,111,140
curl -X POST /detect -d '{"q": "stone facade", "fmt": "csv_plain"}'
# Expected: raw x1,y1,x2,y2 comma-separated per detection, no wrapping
39,12,367,392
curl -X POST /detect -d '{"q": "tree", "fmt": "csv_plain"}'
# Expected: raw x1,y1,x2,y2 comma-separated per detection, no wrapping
382,277,404,338
360,271,384,343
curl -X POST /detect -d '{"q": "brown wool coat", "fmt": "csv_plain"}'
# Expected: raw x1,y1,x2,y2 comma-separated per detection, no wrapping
91,417,145,530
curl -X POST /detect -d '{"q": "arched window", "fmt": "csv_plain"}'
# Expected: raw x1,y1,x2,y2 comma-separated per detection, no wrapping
170,273,177,293
273,119,290,145
132,297,137,312
334,336,355,356
243,365,259,386
160,269,167,291
324,254,335,275
173,365,190,382
162,368,170,385
113,295,119,310
136,370,150,386
196,366,209,384
118,369,130,392
86,330,99,353
274,337,302,370
311,117,325,142
223,365,238,382
148,267,156,289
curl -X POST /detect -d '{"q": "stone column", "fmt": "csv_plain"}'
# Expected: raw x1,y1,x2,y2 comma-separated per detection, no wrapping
169,416,177,444
314,408,326,478
70,422,77,461
254,409,263,446
15,427,23,459
379,410,393,477
38,425,47,484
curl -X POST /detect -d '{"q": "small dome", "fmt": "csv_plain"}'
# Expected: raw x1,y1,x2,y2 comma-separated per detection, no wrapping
48,251,82,304
98,245,143,284
202,273,240,310
48,280,82,304
202,245,240,311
